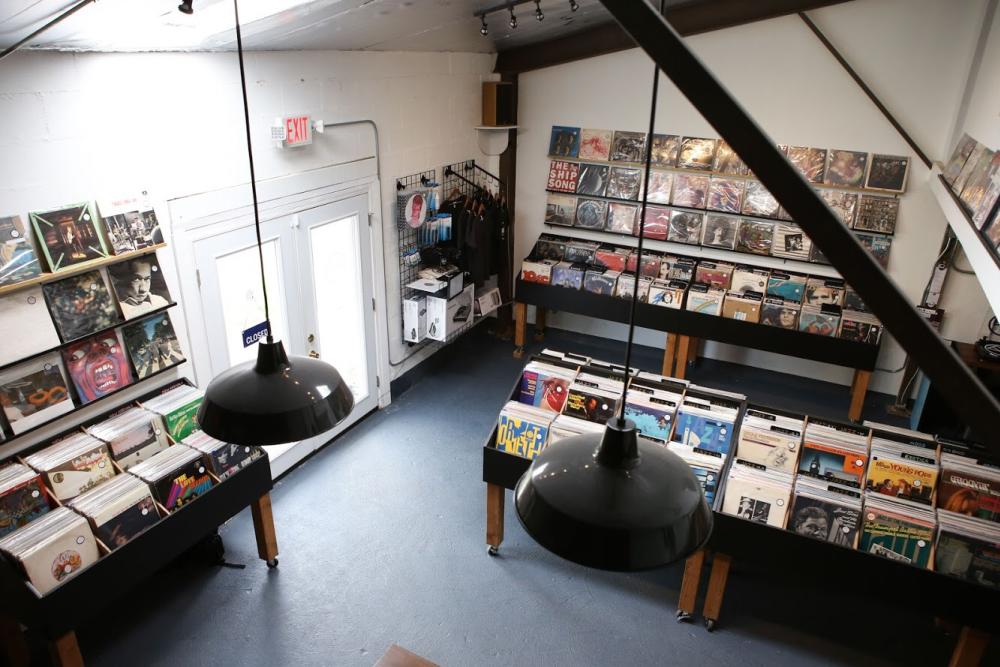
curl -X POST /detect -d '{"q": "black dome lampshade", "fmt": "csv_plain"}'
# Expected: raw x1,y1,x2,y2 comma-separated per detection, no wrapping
197,338,354,446
514,417,713,571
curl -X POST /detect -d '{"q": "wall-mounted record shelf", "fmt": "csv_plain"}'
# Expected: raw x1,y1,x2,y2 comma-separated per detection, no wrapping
0,243,167,298
928,165,1000,317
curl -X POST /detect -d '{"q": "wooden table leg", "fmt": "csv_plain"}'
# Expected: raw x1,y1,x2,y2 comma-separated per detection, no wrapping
675,336,691,380
48,631,83,667
513,302,527,359
250,492,280,567
0,615,29,667
702,552,732,631
689,337,700,364
848,369,871,422
486,483,505,556
533,307,547,341
677,549,706,622
948,626,990,667
662,333,677,377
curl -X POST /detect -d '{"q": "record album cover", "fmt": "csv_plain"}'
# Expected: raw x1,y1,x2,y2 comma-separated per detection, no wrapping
0,215,42,287
713,140,748,176
575,163,609,197
97,193,159,253
578,129,612,161
606,167,642,201
646,170,673,204
771,223,811,261
701,214,739,250
766,274,805,302
0,355,74,434
677,137,717,171
573,199,608,230
548,126,581,158
43,270,122,342
707,177,745,214
544,195,577,227
860,508,934,569
532,235,567,260
0,471,50,537
0,287,61,367
106,255,171,320
760,299,799,329
668,211,704,245
824,149,869,188
805,279,845,306
624,400,674,443
156,458,215,511
673,413,733,455
95,496,159,549
62,331,133,404
786,146,828,183
855,232,892,268
639,206,671,241
799,307,841,337
935,531,1000,588
583,269,618,296
546,161,580,193
839,315,882,344
788,495,860,546
564,386,618,424
671,174,710,209
29,202,109,272
742,181,781,219
819,189,859,227
943,134,978,185
605,203,638,235
650,134,681,167
122,313,184,379
609,131,646,163
854,195,899,234
865,154,909,192
735,220,774,255
799,443,866,486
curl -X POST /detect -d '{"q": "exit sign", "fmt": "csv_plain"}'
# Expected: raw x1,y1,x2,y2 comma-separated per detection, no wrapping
283,115,312,147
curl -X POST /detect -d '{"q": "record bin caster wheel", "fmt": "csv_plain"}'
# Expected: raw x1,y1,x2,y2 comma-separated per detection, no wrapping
704,619,717,632
487,545,499,557
266,558,279,569
533,331,545,342
675,611,693,624
513,347,524,359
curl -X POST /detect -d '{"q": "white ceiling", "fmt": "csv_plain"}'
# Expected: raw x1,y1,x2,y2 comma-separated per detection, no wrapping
0,0,624,53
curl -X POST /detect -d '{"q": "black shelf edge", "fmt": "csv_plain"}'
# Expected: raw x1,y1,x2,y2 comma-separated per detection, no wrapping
936,173,1000,273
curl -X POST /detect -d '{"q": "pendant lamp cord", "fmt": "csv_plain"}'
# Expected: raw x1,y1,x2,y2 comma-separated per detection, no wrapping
233,0,271,328
619,0,663,421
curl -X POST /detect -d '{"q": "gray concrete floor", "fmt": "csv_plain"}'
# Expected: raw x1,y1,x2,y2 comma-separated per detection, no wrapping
64,327,990,666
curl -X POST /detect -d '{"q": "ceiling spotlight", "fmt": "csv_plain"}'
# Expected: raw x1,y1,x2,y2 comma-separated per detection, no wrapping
509,6,517,29
480,16,488,36
178,0,193,14
535,1,544,21
569,0,579,11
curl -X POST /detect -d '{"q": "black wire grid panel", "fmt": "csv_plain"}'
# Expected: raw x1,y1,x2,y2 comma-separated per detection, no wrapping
396,168,438,356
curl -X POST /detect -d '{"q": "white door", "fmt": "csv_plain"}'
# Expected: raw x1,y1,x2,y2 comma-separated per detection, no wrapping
192,195,378,475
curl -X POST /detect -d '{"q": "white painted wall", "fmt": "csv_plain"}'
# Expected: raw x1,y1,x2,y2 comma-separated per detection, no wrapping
513,0,992,395
958,0,1000,148
0,47,495,456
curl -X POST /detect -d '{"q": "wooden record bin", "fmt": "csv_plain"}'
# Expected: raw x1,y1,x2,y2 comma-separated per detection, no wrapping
0,379,278,667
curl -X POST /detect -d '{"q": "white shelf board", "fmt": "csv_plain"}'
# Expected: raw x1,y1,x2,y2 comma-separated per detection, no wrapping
928,164,1000,317
474,125,518,131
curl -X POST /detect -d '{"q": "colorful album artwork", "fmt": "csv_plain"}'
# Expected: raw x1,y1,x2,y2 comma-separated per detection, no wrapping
609,131,647,163
62,331,134,404
578,129,612,161
0,215,42,287
0,355,74,435
735,220,774,255
122,313,184,380
713,141,748,176
646,171,673,204
707,177,745,214
97,193,160,254
544,195,577,227
677,137,717,171
624,401,674,442
824,150,869,188
672,413,733,456
786,146,828,183
820,189,859,227
573,199,608,230
671,174,710,209
650,134,681,167
701,214,739,250
42,270,122,342
96,496,159,550
28,202,109,272
865,154,909,193
548,126,581,158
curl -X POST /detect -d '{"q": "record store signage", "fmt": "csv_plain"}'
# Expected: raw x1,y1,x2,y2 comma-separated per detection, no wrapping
283,115,313,148
242,320,270,348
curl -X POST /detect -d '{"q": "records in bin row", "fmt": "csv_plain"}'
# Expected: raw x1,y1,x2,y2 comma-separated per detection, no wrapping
942,133,1000,253
522,233,883,345
544,191,892,268
497,349,746,510
548,127,910,194
0,384,262,595
0,194,161,288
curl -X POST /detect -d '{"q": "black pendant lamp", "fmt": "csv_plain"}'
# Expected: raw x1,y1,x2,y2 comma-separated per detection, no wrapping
514,7,713,570
197,0,354,447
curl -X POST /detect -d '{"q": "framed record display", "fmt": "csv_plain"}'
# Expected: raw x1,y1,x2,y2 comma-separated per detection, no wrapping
609,131,646,163
578,129,612,161
650,134,681,168
548,126,580,158
707,177,745,214
854,195,899,234
701,214,739,250
606,167,642,201
0,215,42,287
677,137,717,171
819,189,859,227
29,202,109,272
544,195,577,227
713,140,748,176
0,354,74,435
573,199,608,231
575,163,609,197
742,181,781,219
671,174,709,209
646,171,673,204
62,331,134,405
122,312,185,380
667,211,705,245
605,203,638,235
865,154,909,193
786,146,827,184
106,255,172,320
824,149,869,188
546,161,579,193
736,220,775,256
42,270,122,342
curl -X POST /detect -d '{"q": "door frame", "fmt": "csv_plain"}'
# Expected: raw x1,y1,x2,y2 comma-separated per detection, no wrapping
163,160,391,474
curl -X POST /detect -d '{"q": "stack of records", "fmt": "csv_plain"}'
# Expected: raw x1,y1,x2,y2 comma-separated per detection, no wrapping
935,511,1000,588
521,258,557,284
613,273,651,302
623,375,684,443
839,310,883,344
685,283,725,316
787,476,863,547
550,261,586,290
863,424,938,505
563,240,599,264
184,431,261,481
85,407,169,471
721,463,794,528
760,297,800,329
937,438,1000,521
583,267,619,296
766,272,806,303
549,414,604,445
518,359,578,414
563,370,624,425
731,266,769,294
799,304,842,337
495,401,556,460
669,392,740,458
647,279,687,309
141,384,204,442
0,506,98,594
68,473,158,550
24,433,116,502
694,261,734,290
735,408,804,474
859,494,936,568
667,444,724,508
664,257,695,282
722,291,762,322
128,444,214,511
538,349,590,368
0,463,51,537
797,419,869,488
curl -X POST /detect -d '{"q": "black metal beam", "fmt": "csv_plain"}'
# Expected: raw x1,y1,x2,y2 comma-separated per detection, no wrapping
494,0,854,74
597,0,1000,444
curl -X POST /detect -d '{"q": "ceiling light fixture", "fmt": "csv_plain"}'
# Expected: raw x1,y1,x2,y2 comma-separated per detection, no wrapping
508,6,517,29
197,0,355,447
569,0,579,11
534,1,544,21
178,0,193,14
514,0,711,572
480,16,489,36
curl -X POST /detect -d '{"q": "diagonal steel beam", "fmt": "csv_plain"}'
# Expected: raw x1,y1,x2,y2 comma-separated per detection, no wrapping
599,0,1000,444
